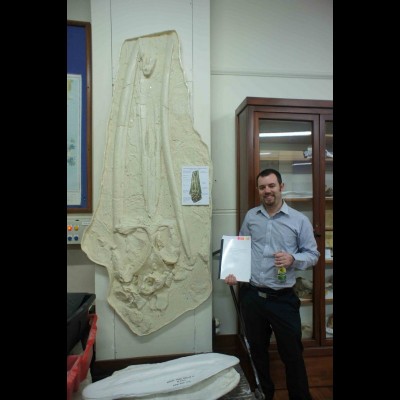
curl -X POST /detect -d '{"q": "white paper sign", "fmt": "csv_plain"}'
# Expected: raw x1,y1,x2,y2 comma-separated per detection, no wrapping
219,235,251,282
181,166,209,205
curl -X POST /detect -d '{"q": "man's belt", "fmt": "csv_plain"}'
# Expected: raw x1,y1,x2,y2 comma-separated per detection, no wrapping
247,282,294,298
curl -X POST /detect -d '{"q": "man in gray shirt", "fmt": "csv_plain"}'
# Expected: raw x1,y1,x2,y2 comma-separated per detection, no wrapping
225,168,319,400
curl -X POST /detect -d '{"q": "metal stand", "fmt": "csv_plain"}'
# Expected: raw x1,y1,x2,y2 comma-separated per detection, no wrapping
213,249,265,399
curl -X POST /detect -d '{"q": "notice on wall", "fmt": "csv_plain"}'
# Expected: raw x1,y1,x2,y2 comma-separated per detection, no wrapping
181,166,209,205
67,73,82,206
218,235,251,282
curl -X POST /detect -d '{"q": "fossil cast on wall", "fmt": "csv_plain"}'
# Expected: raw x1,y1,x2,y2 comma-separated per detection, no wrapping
81,31,212,336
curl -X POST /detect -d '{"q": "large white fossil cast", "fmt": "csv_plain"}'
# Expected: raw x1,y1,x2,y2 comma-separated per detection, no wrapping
81,31,212,335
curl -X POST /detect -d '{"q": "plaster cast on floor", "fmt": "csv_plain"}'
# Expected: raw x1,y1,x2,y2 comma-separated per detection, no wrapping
81,31,212,336
82,353,239,400
89,368,239,400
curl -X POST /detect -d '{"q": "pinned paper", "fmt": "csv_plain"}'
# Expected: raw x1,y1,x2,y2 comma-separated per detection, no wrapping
218,235,251,282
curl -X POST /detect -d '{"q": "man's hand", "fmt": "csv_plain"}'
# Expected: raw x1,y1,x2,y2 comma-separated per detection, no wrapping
274,251,294,268
224,274,237,286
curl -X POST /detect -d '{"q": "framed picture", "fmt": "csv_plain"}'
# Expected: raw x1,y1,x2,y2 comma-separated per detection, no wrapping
67,20,92,213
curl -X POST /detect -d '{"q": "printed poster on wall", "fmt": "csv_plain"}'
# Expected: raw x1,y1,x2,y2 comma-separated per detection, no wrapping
181,166,209,205
67,74,82,206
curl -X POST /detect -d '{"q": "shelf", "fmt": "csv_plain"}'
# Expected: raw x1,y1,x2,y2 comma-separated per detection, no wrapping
236,97,333,352
282,196,333,203
260,153,333,163
284,197,313,202
260,150,306,161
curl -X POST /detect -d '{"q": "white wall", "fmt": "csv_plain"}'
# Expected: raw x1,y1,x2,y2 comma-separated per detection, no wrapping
210,0,332,334
67,0,333,357
67,0,91,21
68,0,212,360
67,4,94,288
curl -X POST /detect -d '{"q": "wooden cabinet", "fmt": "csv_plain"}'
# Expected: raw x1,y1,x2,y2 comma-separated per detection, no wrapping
235,97,333,386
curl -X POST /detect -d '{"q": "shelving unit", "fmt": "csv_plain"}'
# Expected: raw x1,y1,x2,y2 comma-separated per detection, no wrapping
235,97,333,387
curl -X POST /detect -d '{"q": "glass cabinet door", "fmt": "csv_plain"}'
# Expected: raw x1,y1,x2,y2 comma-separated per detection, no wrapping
323,116,333,344
257,114,317,344
236,98,333,369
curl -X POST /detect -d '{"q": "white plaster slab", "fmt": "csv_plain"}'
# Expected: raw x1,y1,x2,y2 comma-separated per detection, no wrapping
81,31,213,336
82,353,239,400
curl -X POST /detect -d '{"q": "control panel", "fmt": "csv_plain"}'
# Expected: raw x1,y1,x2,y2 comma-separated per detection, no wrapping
67,217,92,245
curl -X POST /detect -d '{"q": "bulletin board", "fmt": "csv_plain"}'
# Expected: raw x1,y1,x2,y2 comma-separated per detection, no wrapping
67,20,92,213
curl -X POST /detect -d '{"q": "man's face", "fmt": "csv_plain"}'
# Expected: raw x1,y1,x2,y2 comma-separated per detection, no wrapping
257,174,283,208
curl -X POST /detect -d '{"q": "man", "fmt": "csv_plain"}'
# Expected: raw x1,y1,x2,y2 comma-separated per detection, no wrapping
225,168,319,400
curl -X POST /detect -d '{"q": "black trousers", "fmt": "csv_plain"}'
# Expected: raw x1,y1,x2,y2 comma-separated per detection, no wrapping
239,284,312,400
